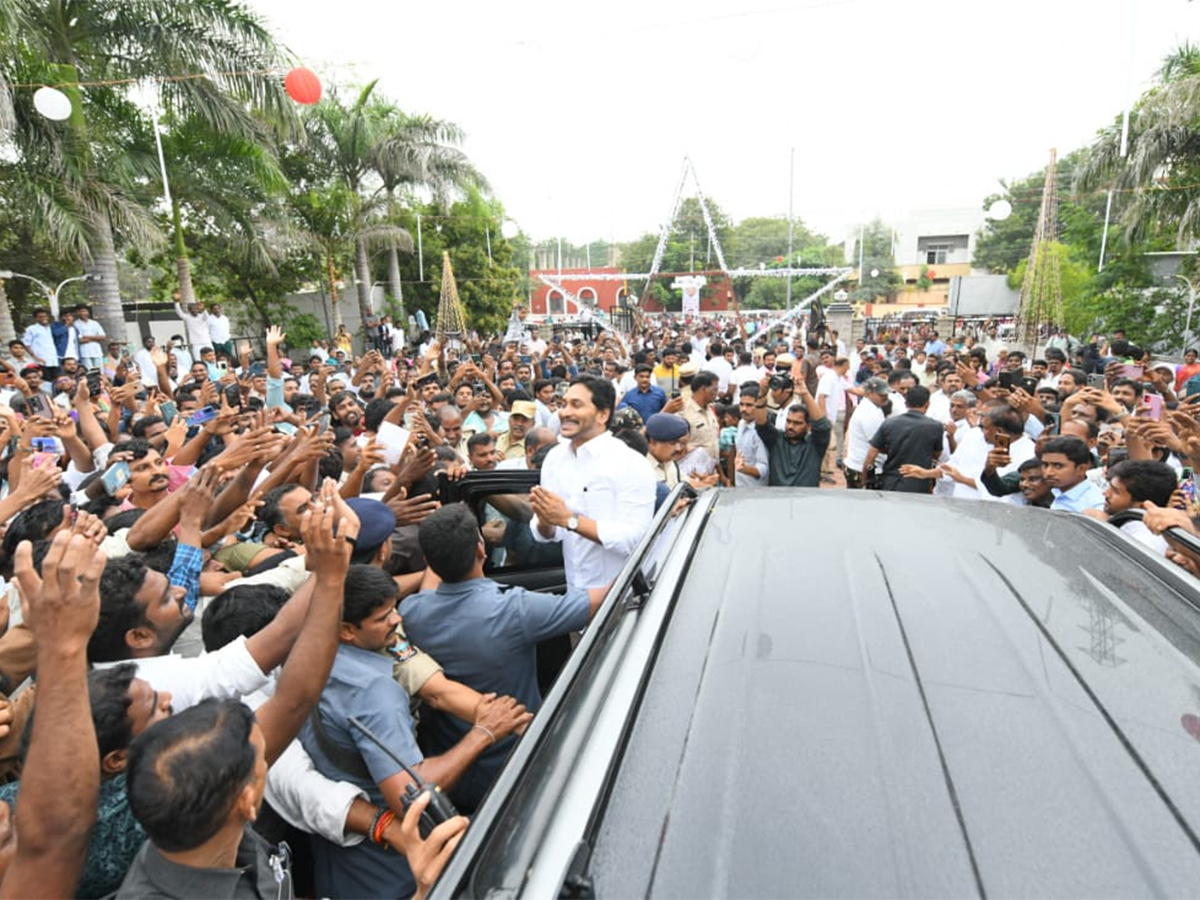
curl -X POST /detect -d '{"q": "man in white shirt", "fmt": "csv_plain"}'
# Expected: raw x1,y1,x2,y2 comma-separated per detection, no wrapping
170,336,193,375
733,385,769,486
530,375,655,590
886,370,915,417
21,307,58,373
926,369,963,424
132,335,160,388
174,298,212,354
1100,459,1176,555
843,377,888,488
73,304,106,370
816,357,850,480
729,350,760,394
931,391,987,498
700,340,733,398
207,302,233,357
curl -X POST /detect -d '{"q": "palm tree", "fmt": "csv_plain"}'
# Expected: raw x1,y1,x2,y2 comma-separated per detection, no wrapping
301,83,485,327
1076,42,1200,247
3,0,292,343
376,112,486,323
301,81,409,325
157,113,291,310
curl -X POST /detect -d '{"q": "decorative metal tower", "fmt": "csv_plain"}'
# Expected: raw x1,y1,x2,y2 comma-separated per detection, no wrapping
1015,148,1064,355
436,251,467,347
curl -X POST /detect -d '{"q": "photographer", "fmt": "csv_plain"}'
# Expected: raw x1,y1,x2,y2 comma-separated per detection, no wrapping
752,368,831,488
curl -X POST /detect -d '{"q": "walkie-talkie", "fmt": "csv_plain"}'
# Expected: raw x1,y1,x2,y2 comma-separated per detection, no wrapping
347,716,459,838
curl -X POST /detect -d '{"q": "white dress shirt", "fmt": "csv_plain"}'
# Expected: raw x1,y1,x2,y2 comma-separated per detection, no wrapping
845,399,885,472
175,303,213,349
531,431,656,590
735,419,769,486
816,369,845,421
701,356,733,393
207,312,232,344
927,390,952,424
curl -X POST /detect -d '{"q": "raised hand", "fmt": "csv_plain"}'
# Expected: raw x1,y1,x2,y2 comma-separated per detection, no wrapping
386,489,441,527
13,531,106,649
303,481,358,573
266,326,287,348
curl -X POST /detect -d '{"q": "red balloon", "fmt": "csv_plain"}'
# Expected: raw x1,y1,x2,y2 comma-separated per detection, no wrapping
285,67,322,105
775,256,784,263
927,269,937,279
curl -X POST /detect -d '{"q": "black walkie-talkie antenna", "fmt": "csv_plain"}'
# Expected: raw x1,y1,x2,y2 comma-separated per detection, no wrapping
348,716,427,787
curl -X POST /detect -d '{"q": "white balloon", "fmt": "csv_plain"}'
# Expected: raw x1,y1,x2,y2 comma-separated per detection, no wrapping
987,199,1013,221
33,86,72,121
500,219,520,240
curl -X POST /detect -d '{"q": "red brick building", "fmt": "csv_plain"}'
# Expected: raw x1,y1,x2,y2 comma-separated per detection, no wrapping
529,267,734,316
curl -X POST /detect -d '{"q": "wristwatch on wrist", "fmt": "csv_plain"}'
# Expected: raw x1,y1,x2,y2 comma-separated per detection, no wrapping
566,514,580,532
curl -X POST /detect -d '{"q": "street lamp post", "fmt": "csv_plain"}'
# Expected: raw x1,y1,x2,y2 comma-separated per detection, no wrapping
0,270,101,317
1176,274,1198,357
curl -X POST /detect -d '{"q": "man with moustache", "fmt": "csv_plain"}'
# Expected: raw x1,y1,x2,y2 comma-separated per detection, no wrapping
529,375,655,591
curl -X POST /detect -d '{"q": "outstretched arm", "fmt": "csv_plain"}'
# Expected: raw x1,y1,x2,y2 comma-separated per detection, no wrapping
1,534,106,899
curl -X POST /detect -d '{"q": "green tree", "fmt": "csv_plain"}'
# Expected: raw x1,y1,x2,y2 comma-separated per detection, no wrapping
376,111,486,322
1076,42,1200,249
1,0,292,343
395,191,520,335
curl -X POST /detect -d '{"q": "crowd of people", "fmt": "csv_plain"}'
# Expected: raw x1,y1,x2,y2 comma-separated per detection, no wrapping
0,295,1196,899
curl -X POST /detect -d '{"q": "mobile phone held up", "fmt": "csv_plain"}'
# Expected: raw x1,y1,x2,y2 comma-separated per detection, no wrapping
86,369,103,396
29,437,63,455
102,461,131,496
1140,393,1165,422
189,405,217,426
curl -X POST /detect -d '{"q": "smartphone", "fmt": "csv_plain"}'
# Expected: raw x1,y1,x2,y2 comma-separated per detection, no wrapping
28,393,53,419
1182,467,1199,514
159,401,178,426
1141,393,1165,421
189,405,217,425
30,437,62,454
1020,377,1039,396
217,361,229,376
1087,373,1107,389
1107,447,1129,468
471,354,482,364
224,383,241,409
998,371,1018,390
102,460,130,496
317,412,331,436
994,432,1011,452
1120,364,1144,381
86,369,102,395
519,354,532,364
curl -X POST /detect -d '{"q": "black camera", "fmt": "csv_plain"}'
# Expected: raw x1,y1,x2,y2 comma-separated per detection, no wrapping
768,374,793,392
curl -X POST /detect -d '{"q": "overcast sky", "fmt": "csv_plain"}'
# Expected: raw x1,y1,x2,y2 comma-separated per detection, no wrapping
251,0,1198,246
